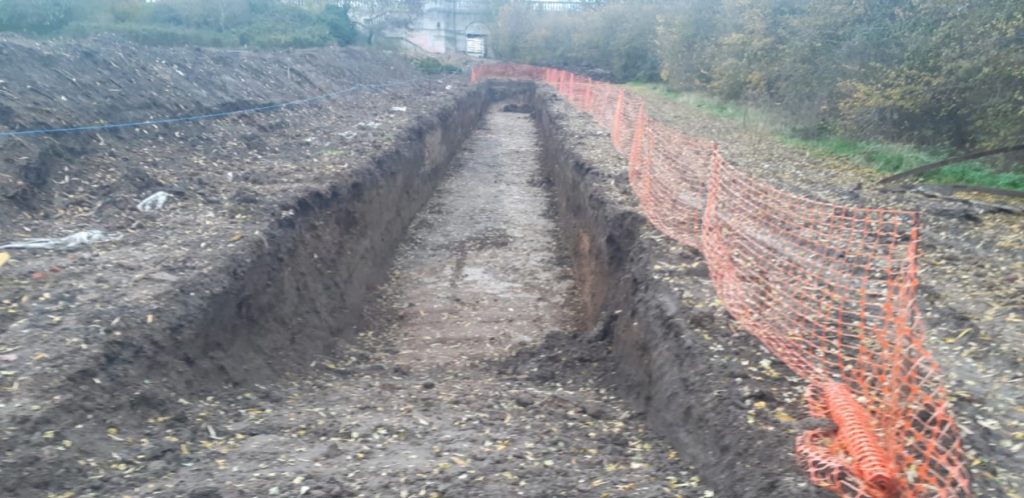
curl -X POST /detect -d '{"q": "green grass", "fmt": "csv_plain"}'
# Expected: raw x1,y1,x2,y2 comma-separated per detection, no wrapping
413,57,461,75
781,137,933,173
628,82,750,118
784,136,1024,190
925,164,1024,190
628,83,1024,191
64,22,237,47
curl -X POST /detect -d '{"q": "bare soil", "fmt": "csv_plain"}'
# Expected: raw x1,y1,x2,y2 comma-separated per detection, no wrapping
3,35,1013,498
99,108,715,498
534,90,827,498
0,35,475,496
629,86,1024,496
0,39,719,497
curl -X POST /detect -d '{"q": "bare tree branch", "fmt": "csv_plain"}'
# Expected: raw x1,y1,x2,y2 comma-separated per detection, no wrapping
877,143,1024,184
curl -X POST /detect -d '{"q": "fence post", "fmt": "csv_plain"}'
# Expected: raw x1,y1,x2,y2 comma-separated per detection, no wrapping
638,110,653,202
612,90,626,150
629,105,648,201
701,144,723,253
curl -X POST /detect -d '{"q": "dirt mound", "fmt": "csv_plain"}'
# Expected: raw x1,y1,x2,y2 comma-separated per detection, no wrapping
0,34,422,220
0,35,471,496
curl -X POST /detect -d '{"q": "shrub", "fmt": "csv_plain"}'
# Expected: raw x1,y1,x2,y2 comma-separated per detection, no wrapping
1,0,359,50
235,6,330,48
414,57,461,75
492,3,661,83
495,0,1024,152
320,4,358,46
63,21,236,47
0,0,73,34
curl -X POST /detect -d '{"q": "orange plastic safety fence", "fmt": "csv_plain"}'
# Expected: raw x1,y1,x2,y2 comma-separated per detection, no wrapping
471,63,971,497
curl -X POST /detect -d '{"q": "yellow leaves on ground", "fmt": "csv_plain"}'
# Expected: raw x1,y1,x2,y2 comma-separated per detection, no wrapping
774,408,796,424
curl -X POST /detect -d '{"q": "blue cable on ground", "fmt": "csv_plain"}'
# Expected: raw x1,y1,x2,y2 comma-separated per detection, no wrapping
0,77,436,139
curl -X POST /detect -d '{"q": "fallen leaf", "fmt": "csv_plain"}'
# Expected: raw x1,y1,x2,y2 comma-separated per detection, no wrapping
774,409,796,424
0,252,9,268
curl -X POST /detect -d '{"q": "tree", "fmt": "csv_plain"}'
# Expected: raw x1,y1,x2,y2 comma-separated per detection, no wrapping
345,0,424,45
321,4,358,45
492,3,661,82
0,0,73,34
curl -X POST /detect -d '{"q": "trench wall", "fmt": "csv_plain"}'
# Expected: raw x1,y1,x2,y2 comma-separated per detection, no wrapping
7,77,824,496
173,82,533,389
3,80,533,496
532,86,828,498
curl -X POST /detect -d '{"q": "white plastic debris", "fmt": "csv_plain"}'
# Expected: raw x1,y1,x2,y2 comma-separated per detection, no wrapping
391,106,408,113
0,230,121,250
445,85,453,90
340,130,358,140
137,191,171,212
356,121,381,130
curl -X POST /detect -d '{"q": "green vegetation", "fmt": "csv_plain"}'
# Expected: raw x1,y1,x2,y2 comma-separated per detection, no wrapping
785,137,1024,190
0,0,358,49
632,82,1024,190
627,83,779,126
413,57,461,75
0,0,72,34
494,1,1024,191
493,3,661,83
650,0,1024,151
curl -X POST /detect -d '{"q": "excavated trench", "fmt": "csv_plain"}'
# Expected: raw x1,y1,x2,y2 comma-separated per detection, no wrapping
6,81,826,497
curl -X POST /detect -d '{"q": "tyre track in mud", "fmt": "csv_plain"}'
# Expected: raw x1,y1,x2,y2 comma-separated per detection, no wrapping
116,109,715,497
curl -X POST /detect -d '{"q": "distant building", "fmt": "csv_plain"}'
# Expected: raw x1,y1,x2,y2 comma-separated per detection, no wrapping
350,0,599,57
343,1,494,57
518,0,600,12
185,0,600,57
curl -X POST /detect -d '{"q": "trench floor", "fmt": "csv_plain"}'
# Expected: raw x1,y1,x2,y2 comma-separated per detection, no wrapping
126,109,713,497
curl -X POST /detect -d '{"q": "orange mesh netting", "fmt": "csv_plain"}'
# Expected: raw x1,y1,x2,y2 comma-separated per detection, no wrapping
472,64,971,498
